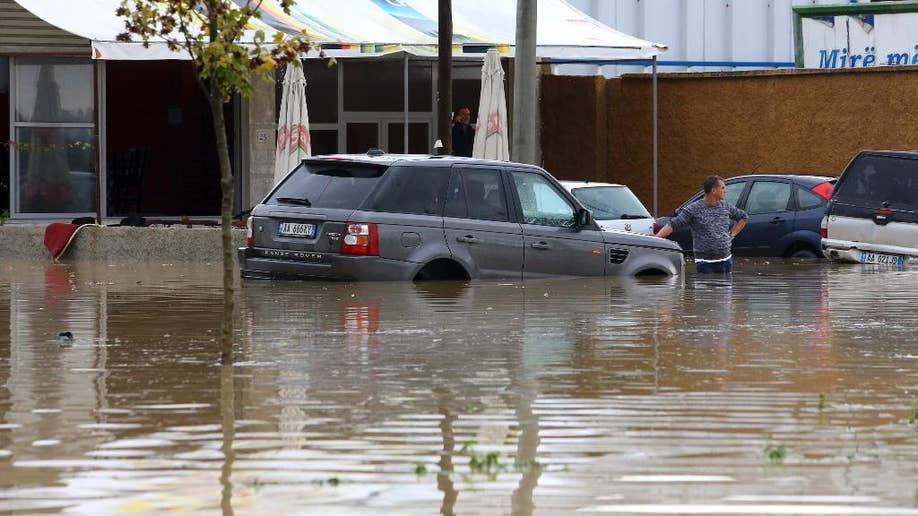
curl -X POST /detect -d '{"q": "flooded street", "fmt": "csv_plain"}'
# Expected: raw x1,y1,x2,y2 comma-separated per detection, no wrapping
0,259,916,514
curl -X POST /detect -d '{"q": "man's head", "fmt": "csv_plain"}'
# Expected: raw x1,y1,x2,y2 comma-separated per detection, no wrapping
456,107,471,125
703,175,726,201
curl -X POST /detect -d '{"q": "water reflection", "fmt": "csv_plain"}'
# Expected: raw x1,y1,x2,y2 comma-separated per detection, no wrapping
0,260,916,513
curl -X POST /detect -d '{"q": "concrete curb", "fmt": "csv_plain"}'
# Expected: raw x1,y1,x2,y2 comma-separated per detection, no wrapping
0,225,247,263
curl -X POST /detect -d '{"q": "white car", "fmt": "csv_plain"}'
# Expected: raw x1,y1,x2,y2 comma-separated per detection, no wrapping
560,181,655,234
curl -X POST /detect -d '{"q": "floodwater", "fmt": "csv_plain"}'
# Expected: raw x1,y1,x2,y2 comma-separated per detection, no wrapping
0,259,916,515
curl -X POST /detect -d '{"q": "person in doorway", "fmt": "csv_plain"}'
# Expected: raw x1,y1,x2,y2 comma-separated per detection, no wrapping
655,175,747,273
451,107,475,157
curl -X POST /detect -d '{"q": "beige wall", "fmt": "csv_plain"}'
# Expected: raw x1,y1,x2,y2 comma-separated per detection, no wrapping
542,67,918,215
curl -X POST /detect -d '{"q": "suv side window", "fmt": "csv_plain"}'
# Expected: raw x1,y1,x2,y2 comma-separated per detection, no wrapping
510,171,576,227
365,166,450,216
745,181,791,215
445,168,509,222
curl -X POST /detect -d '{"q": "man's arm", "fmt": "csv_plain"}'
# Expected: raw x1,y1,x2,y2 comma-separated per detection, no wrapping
656,204,694,238
731,218,746,238
655,223,673,239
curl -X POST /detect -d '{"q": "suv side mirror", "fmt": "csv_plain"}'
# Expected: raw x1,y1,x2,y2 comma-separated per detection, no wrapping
576,207,591,227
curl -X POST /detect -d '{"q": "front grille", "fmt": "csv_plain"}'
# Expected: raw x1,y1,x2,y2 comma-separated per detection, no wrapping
609,248,629,264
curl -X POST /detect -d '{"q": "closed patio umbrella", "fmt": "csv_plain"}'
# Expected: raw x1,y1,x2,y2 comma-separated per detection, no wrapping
472,49,509,161
274,62,311,185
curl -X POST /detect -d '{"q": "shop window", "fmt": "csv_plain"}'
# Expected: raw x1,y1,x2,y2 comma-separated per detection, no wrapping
276,60,338,124
15,58,93,123
310,130,337,156
343,60,432,112
13,58,95,215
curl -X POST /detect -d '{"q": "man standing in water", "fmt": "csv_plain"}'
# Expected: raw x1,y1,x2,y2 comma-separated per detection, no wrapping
655,175,747,273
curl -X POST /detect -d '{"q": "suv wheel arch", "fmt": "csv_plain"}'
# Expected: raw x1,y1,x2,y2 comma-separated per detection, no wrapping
413,259,470,281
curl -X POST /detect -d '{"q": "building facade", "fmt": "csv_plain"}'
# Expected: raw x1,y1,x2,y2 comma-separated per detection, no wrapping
561,0,878,76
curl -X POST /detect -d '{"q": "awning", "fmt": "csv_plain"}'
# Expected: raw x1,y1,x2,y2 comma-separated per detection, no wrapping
14,0,667,61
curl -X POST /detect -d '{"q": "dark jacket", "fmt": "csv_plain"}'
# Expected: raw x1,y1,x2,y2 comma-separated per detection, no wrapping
451,123,475,157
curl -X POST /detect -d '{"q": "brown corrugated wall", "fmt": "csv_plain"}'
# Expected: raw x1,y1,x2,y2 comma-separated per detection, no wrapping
541,67,918,215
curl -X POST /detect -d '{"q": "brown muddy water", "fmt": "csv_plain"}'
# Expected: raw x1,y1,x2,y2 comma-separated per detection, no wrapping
0,259,916,515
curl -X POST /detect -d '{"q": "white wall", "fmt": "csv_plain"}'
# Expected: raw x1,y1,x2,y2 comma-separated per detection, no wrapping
558,0,869,76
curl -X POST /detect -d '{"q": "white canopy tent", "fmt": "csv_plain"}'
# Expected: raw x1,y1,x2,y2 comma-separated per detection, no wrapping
15,0,665,61
14,0,668,213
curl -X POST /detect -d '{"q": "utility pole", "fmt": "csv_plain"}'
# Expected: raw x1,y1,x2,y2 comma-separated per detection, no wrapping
512,0,537,164
438,0,453,155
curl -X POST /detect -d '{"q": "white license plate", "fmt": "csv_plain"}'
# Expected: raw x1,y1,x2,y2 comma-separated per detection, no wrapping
277,222,316,238
860,251,904,266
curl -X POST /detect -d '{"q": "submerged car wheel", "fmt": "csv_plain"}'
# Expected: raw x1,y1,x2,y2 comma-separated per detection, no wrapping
788,246,819,259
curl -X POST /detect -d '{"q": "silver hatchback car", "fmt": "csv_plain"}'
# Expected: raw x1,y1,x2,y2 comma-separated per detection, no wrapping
239,153,683,281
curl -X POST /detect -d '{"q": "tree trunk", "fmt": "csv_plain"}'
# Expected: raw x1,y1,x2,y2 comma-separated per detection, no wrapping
208,94,235,365
437,0,452,155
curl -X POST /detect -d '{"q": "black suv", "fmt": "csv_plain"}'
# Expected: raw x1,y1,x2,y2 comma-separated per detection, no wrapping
239,153,684,281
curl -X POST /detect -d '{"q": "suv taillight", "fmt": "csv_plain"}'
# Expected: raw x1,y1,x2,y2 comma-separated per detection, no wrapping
341,223,379,256
820,216,827,239
652,222,660,234
246,217,254,248
812,181,834,200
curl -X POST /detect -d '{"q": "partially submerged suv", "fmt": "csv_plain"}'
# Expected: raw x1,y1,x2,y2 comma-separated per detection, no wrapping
822,150,918,266
239,153,684,280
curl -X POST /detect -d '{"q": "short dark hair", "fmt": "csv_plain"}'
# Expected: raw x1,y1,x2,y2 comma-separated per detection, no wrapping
703,175,724,194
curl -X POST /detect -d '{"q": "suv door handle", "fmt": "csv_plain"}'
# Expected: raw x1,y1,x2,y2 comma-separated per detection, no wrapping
530,241,551,250
769,217,785,224
456,235,477,243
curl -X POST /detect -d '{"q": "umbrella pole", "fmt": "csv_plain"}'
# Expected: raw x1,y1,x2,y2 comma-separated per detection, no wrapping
652,55,658,218
404,53,409,153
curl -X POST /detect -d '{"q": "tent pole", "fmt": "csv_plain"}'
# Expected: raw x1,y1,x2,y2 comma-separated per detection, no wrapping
652,55,658,218
404,52,409,153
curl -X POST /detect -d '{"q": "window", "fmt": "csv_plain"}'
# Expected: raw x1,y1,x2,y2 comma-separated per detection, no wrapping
268,162,386,210
366,166,449,215
797,187,825,210
834,156,918,211
745,181,791,215
13,57,95,214
511,171,576,227
447,168,507,221
725,181,746,206
570,185,650,219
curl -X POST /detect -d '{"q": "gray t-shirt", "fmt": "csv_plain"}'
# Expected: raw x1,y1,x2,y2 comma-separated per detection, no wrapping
669,199,747,260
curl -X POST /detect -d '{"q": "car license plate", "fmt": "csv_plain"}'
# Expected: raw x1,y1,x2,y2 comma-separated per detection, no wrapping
860,251,904,266
277,222,316,238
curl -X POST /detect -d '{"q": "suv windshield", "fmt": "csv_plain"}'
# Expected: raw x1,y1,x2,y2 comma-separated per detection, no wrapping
570,186,651,219
267,162,386,209
834,155,918,212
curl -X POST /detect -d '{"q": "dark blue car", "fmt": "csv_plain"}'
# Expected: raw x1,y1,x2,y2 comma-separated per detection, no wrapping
656,174,836,258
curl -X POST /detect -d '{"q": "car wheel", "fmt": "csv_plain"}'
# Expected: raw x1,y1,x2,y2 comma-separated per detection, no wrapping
789,247,819,259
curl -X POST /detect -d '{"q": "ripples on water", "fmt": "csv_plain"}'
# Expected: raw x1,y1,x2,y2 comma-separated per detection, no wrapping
0,259,917,514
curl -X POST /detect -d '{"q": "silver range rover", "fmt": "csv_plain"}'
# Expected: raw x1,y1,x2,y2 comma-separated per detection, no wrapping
239,153,684,281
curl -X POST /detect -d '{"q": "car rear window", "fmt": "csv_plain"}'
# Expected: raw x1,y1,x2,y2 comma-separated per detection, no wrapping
570,186,651,219
834,155,918,211
267,162,386,209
